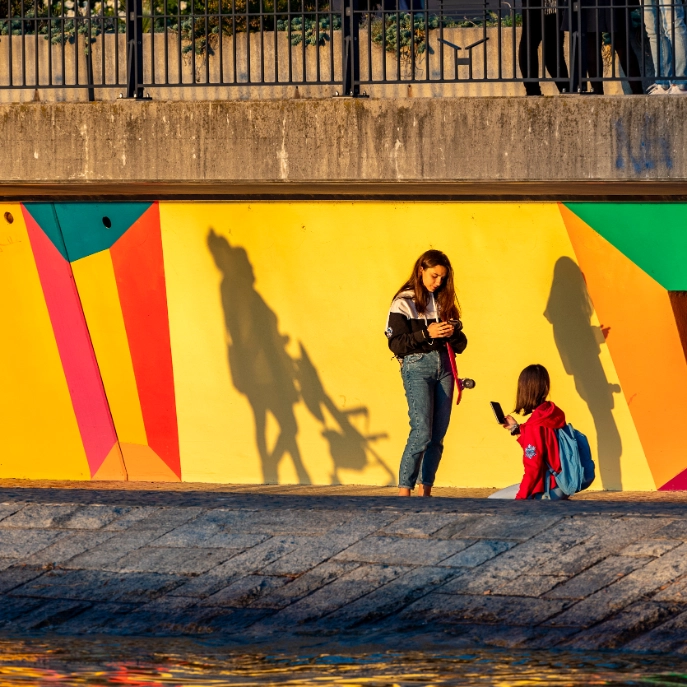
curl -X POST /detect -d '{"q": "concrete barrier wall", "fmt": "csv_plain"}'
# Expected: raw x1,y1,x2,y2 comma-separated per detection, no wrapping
2,199,686,491
1,98,685,191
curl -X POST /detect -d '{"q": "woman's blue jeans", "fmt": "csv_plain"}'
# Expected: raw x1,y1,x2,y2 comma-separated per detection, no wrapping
398,348,454,489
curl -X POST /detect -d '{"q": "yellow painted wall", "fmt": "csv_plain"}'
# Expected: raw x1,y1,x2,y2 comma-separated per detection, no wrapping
160,202,653,491
0,204,90,480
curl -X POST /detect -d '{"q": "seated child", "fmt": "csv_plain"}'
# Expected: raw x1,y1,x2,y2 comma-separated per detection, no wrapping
490,364,568,500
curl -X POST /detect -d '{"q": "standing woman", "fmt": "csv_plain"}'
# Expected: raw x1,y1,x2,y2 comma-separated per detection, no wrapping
385,250,468,497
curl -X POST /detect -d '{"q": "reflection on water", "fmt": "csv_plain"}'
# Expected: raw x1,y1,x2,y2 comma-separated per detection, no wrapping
0,637,686,686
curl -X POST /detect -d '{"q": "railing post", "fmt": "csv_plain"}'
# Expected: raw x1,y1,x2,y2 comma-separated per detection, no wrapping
126,0,144,98
341,0,360,96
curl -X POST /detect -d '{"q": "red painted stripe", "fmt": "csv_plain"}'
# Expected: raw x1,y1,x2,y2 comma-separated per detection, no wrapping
110,203,181,478
659,468,687,491
22,205,119,476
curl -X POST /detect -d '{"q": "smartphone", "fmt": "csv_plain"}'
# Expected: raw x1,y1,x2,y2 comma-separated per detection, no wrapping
490,401,506,424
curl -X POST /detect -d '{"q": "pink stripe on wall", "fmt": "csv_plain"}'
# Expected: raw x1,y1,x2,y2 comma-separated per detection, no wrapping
22,205,119,476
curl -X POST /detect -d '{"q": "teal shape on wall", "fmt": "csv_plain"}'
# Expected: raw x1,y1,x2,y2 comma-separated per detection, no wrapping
564,203,687,291
53,203,153,262
23,204,69,261
24,203,153,263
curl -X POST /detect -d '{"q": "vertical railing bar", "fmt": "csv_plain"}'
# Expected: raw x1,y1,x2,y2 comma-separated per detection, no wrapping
511,2,515,80
204,0,209,83
161,0,168,84
74,0,80,87
497,0,502,79
191,0,196,86
87,0,94,96
246,0,251,82
231,0,236,83
217,0,223,84
438,0,443,81
539,0,544,83
482,0,487,79
150,0,157,85
48,0,54,85
410,2,415,82
114,0,120,85
272,0,277,83
7,0,14,87
330,0,334,82
100,0,106,85
259,0,263,82
21,0,26,86
366,0,371,84
555,0,560,84
394,0,399,80
423,0,428,82
61,0,66,87
34,0,39,88
315,0,320,82
176,0,181,84
287,0,291,82
162,0,168,84
525,0,530,88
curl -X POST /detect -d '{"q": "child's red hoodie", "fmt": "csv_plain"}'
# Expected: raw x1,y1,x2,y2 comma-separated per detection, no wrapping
515,401,567,500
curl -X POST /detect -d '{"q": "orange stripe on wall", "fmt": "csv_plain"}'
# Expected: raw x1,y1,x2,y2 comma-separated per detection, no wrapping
559,203,687,489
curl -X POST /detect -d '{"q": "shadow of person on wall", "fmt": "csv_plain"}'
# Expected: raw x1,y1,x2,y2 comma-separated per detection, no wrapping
545,256,623,490
296,343,394,485
207,229,311,484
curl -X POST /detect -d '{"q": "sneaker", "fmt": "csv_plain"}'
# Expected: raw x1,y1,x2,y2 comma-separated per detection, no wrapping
647,83,670,94
668,84,687,94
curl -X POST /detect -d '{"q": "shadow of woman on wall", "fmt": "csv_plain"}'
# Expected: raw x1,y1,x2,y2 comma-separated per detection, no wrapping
545,256,623,490
297,343,394,485
207,229,391,485
207,229,310,484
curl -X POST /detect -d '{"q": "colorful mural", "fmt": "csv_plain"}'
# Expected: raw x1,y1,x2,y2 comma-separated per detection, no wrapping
0,201,681,490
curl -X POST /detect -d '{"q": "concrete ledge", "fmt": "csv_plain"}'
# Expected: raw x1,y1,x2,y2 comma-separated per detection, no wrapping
1,487,687,653
2,98,687,197
4,181,687,200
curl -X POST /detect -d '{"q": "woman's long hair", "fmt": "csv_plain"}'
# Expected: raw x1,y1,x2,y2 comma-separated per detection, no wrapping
393,250,461,321
514,364,550,415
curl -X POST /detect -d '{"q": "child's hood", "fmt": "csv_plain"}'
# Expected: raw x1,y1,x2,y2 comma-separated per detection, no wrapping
528,401,566,429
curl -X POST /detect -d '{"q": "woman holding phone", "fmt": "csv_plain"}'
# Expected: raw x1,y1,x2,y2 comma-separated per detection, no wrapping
385,250,468,497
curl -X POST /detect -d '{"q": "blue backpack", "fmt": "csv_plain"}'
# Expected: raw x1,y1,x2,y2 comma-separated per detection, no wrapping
547,424,596,497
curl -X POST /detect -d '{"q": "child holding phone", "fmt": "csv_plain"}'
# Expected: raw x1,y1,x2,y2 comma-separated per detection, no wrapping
492,364,569,500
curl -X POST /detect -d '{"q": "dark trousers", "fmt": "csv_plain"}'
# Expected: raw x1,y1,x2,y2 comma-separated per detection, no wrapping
519,9,570,94
580,30,644,93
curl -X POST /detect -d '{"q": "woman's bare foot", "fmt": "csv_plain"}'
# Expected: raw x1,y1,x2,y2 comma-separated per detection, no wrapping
419,484,432,497
398,487,412,497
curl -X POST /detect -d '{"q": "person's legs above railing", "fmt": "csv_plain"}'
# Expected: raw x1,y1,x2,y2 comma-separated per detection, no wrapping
660,0,687,90
644,0,673,90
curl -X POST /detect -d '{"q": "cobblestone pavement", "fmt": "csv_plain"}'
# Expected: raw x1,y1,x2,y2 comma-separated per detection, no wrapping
0,482,686,654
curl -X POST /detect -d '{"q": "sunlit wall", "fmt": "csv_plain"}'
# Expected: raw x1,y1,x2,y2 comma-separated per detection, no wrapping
1,201,683,491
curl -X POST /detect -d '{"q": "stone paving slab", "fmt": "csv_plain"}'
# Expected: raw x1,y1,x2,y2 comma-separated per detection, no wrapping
0,484,686,655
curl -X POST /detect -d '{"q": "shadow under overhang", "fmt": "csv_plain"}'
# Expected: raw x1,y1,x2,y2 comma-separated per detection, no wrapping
4,180,687,201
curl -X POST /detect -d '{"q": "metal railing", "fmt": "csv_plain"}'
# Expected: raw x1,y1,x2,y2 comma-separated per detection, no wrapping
0,0,683,97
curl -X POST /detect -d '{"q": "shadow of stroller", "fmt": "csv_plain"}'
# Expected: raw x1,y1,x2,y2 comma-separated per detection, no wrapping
208,230,311,484
296,343,394,485
545,256,623,490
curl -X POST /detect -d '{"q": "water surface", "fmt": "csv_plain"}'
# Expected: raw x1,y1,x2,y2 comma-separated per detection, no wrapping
0,637,685,686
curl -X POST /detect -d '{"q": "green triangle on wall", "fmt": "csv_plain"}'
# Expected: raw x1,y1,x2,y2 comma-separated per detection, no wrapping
564,203,687,291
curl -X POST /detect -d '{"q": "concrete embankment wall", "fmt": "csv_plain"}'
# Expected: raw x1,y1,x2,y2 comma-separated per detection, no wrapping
0,488,687,653
1,98,687,491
